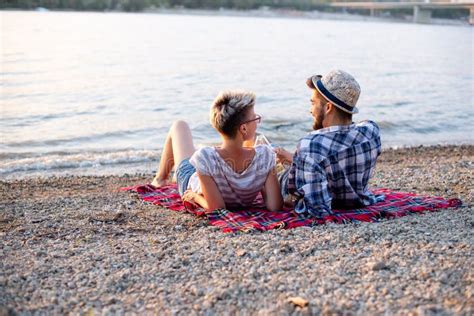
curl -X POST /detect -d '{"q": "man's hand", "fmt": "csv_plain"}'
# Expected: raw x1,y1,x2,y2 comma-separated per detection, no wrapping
274,147,293,165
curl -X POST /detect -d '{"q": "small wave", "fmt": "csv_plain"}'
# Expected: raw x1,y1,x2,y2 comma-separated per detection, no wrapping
0,150,159,175
257,96,298,104
263,118,302,125
1,70,44,76
0,109,98,127
1,92,49,100
381,72,412,77
377,120,399,129
1,58,50,65
2,128,158,148
410,126,440,134
376,101,412,108
394,101,411,107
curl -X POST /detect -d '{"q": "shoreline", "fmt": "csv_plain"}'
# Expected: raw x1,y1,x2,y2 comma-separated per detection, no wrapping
1,144,473,180
2,145,472,200
145,7,470,26
1,7,470,26
1,145,473,314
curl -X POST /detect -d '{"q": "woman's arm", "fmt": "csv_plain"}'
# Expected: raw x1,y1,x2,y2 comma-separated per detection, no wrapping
274,147,293,165
181,190,208,209
261,168,283,211
182,174,225,210
197,173,226,210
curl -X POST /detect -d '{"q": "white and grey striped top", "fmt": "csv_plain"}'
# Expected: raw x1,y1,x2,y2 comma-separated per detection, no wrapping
187,145,276,209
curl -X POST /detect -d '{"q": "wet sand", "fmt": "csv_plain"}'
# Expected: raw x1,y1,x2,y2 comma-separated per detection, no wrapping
1,145,473,315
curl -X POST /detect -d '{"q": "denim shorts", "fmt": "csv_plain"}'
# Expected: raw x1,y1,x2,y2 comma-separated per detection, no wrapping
175,158,196,196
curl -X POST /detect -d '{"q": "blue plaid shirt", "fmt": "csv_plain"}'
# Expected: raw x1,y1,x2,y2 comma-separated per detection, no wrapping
281,120,382,218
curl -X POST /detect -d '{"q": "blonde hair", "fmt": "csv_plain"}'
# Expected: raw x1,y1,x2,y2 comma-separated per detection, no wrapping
210,90,256,138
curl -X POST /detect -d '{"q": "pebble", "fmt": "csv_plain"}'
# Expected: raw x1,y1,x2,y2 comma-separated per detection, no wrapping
370,261,390,271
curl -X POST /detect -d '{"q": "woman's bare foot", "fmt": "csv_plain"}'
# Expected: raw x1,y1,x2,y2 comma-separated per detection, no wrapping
151,177,169,188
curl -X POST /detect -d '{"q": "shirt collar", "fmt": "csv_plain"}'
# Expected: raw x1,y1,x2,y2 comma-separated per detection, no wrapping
309,123,355,135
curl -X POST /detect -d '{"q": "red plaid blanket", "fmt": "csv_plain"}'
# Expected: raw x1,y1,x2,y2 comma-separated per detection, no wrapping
121,184,462,233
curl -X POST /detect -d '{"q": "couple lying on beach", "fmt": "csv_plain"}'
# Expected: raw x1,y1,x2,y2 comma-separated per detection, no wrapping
151,70,382,217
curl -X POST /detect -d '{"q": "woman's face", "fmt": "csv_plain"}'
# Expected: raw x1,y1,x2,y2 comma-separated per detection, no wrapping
241,107,261,141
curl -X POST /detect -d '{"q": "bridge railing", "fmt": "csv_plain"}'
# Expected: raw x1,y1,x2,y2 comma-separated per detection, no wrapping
329,0,474,24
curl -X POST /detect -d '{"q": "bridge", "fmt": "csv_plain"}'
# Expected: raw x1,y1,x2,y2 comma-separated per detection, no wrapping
330,1,474,24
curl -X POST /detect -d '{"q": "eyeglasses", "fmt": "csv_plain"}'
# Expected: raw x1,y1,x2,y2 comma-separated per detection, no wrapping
241,114,262,125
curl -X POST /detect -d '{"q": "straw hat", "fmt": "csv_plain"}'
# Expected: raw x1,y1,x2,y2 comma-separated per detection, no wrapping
307,70,361,114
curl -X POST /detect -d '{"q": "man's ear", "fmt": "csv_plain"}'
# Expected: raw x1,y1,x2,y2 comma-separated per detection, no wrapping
325,102,334,115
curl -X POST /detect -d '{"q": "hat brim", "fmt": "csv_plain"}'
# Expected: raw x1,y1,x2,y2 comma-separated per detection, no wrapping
307,74,359,115
306,75,321,90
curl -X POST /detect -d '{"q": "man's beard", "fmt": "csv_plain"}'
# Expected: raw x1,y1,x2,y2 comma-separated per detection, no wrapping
312,106,325,130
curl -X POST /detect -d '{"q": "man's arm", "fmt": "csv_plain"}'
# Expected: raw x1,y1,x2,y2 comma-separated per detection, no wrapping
274,147,293,165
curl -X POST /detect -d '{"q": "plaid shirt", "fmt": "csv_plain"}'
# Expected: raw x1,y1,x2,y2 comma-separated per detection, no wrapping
281,120,382,218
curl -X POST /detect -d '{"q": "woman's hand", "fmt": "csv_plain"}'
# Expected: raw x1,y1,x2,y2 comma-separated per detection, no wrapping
182,190,199,208
274,147,293,165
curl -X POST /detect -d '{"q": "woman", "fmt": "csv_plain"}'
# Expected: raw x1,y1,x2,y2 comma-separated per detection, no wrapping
151,90,283,211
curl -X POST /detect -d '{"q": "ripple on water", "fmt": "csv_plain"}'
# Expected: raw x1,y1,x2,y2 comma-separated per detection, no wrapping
376,101,412,108
1,127,163,149
377,120,399,130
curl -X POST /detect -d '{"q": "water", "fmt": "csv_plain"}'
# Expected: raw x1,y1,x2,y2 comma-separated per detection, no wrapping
1,11,473,178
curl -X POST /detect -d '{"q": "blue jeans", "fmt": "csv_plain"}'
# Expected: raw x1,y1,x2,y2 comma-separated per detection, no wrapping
175,158,196,196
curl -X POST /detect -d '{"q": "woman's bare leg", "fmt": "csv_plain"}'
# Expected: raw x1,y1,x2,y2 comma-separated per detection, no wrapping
152,120,196,186
151,132,174,187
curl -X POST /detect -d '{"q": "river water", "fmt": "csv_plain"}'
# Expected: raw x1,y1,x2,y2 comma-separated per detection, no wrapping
1,11,473,177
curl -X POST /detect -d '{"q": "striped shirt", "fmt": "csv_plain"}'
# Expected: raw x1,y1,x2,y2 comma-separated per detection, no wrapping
280,120,383,218
188,145,276,209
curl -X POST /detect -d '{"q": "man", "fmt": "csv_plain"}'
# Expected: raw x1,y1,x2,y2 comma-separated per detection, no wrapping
276,69,383,218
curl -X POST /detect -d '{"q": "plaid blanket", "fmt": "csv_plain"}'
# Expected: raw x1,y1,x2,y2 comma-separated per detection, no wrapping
121,184,463,233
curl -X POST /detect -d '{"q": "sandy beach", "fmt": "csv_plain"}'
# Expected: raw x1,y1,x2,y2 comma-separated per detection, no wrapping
1,145,473,315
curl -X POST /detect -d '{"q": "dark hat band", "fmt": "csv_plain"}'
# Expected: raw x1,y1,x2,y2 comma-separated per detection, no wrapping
316,79,355,113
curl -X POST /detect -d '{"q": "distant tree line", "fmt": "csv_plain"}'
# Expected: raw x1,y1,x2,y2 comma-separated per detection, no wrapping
0,0,332,12
0,0,468,19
